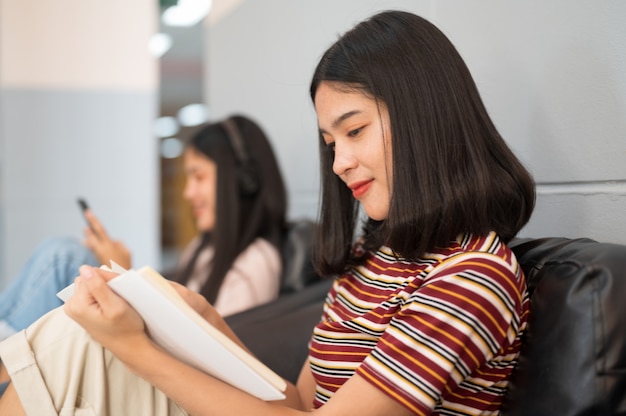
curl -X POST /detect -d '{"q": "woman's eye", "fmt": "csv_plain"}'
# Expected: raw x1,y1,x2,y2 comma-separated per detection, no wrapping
347,127,363,137
326,142,336,152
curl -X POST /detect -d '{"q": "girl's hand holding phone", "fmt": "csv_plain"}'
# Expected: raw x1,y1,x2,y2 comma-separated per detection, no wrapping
78,199,132,269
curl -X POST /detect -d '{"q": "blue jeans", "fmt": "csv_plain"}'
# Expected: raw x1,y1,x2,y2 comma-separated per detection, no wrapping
0,237,98,341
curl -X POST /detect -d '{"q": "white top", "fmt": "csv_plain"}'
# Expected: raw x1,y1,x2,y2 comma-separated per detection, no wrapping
179,237,282,316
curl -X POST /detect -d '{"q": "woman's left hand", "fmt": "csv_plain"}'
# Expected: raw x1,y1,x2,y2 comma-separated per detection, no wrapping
168,281,222,326
64,265,150,359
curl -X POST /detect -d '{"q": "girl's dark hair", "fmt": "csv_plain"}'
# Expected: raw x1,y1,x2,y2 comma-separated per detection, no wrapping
175,114,287,303
310,10,535,276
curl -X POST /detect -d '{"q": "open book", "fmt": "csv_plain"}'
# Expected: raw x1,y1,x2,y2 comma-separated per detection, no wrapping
57,263,287,401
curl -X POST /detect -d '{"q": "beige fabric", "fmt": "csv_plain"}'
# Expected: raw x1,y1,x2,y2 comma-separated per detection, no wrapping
0,308,187,416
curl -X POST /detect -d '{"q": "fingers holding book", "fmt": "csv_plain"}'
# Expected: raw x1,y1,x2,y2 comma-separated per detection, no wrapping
64,266,148,355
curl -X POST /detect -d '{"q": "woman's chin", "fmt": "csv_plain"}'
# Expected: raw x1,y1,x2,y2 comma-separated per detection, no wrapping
195,219,214,233
363,208,388,222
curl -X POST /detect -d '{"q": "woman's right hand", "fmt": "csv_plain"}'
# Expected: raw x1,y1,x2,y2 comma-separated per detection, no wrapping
64,266,151,361
82,210,132,269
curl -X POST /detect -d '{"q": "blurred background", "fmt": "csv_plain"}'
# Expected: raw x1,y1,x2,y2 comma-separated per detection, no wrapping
1,0,625,289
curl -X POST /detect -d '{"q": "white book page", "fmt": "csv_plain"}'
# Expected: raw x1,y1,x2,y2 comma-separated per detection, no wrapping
57,265,286,400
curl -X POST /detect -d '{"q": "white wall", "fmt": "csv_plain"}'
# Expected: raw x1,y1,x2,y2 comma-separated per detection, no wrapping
432,1,626,243
0,0,161,288
206,0,626,244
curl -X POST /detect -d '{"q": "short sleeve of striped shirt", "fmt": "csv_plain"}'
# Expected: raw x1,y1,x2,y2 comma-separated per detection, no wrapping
355,248,525,414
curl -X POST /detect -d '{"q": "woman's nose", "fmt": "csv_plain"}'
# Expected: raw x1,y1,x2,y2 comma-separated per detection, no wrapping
332,143,357,176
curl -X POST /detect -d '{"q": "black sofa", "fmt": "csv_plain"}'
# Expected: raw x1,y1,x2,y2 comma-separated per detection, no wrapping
226,236,626,415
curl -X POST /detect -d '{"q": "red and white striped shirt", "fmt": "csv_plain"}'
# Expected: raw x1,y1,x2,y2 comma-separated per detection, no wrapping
309,232,529,415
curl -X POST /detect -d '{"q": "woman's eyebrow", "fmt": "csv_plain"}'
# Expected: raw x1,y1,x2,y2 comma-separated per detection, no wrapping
319,110,362,134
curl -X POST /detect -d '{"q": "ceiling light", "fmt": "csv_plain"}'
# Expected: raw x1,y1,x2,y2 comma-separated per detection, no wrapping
178,103,209,127
162,0,212,27
154,116,180,138
161,137,185,159
148,33,173,58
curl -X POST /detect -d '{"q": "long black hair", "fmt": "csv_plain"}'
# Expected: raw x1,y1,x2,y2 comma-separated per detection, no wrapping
310,10,535,276
175,114,287,303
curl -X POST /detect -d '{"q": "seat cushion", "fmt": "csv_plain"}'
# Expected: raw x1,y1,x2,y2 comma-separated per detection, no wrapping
279,219,320,294
226,279,332,383
503,237,626,416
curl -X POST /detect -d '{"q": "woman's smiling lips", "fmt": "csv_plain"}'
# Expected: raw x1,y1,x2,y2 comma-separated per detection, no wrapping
192,205,204,217
349,179,373,198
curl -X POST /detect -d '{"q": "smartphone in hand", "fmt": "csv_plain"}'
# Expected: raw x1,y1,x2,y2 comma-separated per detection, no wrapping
77,197,96,233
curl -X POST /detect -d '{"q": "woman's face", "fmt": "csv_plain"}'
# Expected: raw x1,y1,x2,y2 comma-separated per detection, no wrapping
183,148,217,232
314,81,393,221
